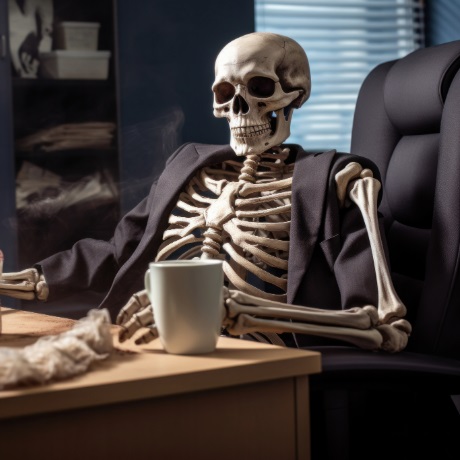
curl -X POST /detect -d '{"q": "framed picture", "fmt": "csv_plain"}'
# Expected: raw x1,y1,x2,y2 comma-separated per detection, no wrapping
9,0,53,78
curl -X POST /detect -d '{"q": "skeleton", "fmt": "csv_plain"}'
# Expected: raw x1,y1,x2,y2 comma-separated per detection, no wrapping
0,33,411,352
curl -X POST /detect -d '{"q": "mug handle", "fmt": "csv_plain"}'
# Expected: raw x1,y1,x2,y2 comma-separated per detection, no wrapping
144,268,151,296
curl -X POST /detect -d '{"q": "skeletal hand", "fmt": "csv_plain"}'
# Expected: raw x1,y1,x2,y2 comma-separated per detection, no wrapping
116,289,158,344
377,319,412,353
0,268,48,301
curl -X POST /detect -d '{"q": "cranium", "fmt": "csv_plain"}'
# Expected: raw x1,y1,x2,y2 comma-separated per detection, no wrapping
212,32,311,156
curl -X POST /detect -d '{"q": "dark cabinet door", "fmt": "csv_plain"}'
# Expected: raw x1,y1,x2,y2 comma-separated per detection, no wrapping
0,0,18,273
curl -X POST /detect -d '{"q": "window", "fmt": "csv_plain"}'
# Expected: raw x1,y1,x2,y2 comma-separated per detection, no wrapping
255,0,425,152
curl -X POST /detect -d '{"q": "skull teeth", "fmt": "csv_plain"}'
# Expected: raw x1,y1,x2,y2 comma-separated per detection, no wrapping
232,123,271,138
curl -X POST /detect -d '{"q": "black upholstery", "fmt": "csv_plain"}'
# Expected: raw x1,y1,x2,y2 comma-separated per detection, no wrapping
308,41,460,460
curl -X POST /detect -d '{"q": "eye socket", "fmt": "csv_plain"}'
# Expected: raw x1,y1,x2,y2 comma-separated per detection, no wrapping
214,82,235,103
248,77,275,98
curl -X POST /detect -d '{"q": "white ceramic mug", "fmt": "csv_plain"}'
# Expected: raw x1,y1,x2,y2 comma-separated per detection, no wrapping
144,259,224,355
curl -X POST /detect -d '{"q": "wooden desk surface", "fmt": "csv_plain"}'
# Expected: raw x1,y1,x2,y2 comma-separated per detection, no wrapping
0,308,321,420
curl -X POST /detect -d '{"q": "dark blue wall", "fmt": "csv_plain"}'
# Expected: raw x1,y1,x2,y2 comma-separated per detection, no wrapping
116,0,255,211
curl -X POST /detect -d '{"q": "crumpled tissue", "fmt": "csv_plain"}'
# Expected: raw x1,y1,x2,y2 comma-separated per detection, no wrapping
0,309,113,390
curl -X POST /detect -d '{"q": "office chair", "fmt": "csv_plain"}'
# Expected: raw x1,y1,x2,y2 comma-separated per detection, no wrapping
308,40,460,460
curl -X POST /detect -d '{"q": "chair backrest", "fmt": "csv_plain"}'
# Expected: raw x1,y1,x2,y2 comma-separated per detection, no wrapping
350,40,460,359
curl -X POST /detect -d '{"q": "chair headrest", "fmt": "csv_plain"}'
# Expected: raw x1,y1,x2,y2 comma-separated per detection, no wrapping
384,40,460,134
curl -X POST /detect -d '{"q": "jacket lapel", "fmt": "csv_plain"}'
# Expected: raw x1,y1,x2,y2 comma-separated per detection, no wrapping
143,143,234,238
127,143,234,266
287,149,337,303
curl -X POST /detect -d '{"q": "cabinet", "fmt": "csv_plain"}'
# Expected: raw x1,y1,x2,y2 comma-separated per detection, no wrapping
1,0,120,272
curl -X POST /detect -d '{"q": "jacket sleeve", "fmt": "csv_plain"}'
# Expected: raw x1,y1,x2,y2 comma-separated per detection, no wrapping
36,180,158,302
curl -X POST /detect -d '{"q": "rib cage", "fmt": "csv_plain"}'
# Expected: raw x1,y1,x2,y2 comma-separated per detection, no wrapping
155,148,294,302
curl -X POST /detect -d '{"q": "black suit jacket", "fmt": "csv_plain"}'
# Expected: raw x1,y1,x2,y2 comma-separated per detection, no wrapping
38,143,383,341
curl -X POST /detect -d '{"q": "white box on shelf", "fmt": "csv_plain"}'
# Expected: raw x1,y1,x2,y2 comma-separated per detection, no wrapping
56,22,101,51
39,50,111,80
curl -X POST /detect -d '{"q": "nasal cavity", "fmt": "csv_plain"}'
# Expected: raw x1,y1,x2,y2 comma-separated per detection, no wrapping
232,95,249,115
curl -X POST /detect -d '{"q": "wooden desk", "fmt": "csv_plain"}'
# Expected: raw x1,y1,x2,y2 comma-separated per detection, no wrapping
0,309,321,460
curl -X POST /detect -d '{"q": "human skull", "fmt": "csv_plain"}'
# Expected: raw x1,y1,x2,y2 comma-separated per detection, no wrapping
212,32,311,156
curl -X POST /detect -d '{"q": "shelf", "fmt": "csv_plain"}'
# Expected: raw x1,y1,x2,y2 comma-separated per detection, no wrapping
13,77,114,88
15,146,118,160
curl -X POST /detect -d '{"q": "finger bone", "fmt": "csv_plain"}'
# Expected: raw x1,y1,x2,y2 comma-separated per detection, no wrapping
116,289,150,325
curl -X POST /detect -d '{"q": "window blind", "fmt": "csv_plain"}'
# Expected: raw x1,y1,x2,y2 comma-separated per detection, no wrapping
255,0,425,152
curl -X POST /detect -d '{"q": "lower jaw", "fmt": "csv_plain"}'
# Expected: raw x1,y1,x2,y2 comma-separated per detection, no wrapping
231,134,276,156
